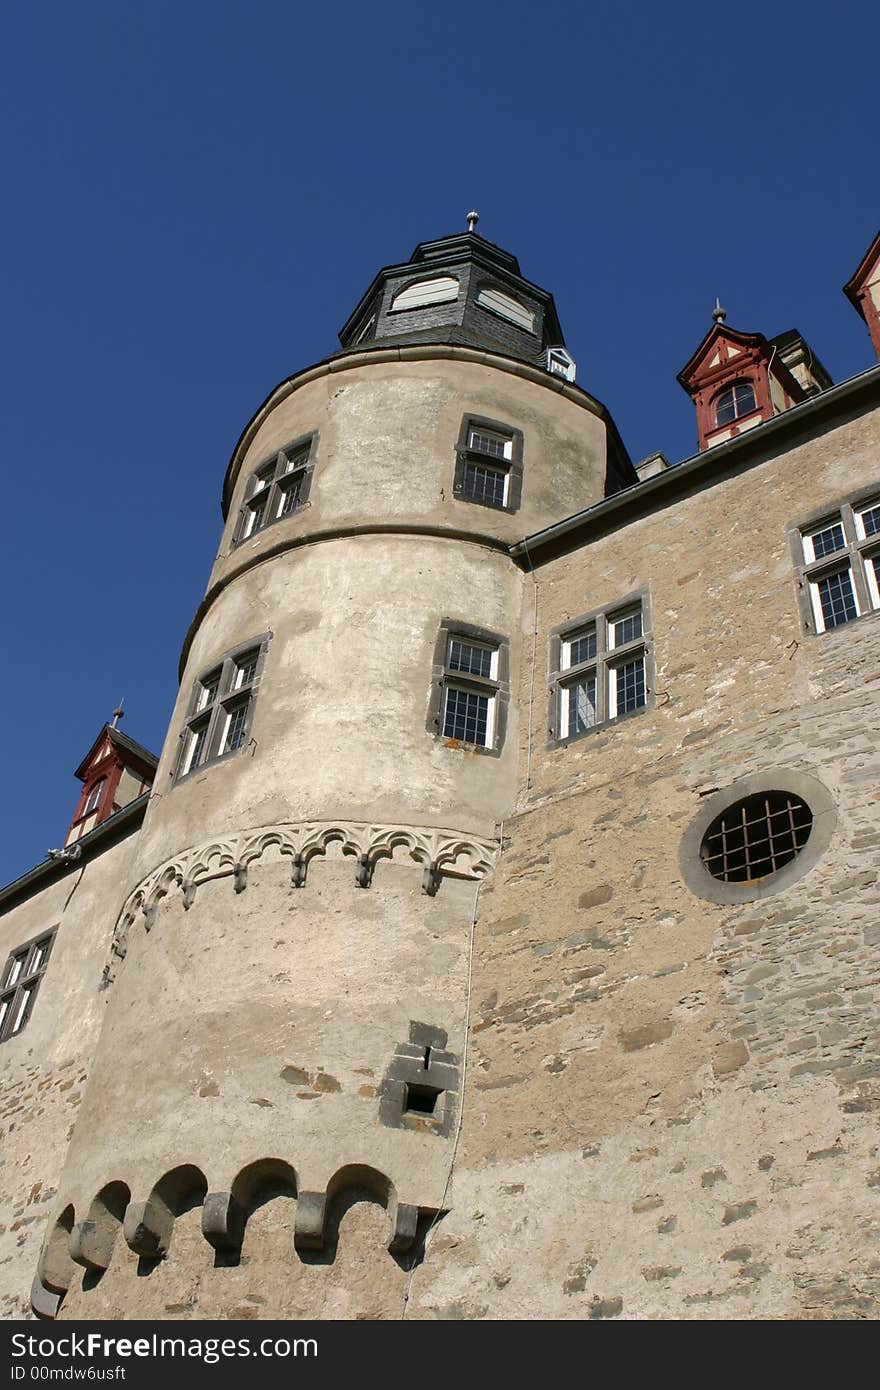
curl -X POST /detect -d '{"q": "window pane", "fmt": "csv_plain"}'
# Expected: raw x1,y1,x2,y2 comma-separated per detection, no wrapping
248,464,274,496
611,608,643,648
6,955,25,988
614,656,646,715
197,674,220,711
565,673,597,737
467,427,509,460
30,942,49,974
277,476,303,517
808,521,845,560
84,779,104,813
859,502,880,538
12,983,35,1034
222,702,250,753
442,687,489,745
715,382,756,426
245,494,269,536
0,998,9,1034
864,552,879,609
462,461,506,507
563,625,597,668
186,720,211,772
447,639,493,678
233,653,258,689
817,569,857,629
281,446,310,475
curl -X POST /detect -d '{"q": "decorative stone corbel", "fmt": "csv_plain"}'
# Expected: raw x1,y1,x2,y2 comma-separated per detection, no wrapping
388,1201,419,1254
201,1192,244,1252
69,1219,117,1272
294,1191,327,1252
30,1275,64,1321
182,880,197,910
421,862,442,897
123,1197,174,1258
291,854,307,889
355,855,373,889
233,864,248,894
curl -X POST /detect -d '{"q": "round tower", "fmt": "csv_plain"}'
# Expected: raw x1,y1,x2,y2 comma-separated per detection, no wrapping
36,228,634,1320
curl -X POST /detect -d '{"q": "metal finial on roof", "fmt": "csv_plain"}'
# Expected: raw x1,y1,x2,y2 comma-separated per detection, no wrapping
712,296,727,324
111,700,125,729
466,210,479,233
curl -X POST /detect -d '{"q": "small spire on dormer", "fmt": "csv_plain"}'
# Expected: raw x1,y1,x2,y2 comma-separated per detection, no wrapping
111,700,124,729
712,297,727,325
466,209,479,233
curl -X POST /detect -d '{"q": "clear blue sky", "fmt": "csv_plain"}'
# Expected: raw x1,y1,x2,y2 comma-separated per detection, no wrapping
1,0,877,881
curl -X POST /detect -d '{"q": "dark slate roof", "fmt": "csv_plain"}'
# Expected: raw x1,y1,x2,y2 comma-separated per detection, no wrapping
336,231,566,371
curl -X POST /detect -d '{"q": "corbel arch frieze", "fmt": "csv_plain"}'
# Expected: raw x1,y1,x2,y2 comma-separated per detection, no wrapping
104,820,496,985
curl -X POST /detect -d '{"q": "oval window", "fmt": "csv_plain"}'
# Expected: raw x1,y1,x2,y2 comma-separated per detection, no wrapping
700,792,812,884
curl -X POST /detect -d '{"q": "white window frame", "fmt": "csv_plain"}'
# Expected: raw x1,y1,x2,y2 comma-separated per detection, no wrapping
791,490,880,636
0,930,56,1045
550,592,652,745
176,637,269,783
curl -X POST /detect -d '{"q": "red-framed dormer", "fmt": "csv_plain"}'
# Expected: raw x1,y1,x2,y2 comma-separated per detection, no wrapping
64,723,158,847
677,312,810,452
844,228,880,362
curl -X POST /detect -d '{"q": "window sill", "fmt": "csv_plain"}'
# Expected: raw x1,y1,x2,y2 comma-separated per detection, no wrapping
803,603,880,638
550,701,652,749
231,502,310,552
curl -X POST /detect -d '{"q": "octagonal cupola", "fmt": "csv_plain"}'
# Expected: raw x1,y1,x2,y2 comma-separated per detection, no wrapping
338,217,574,378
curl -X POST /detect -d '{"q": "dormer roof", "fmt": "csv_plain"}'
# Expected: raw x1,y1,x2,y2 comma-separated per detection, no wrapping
843,228,880,318
74,724,158,782
676,323,770,392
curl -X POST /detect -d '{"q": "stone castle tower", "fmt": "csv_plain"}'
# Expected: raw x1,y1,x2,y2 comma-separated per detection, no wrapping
3,223,880,1321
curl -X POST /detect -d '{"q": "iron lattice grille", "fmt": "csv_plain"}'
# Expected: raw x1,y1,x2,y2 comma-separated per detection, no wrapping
700,792,813,884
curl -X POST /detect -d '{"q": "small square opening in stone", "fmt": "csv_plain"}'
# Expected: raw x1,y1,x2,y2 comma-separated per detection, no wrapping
404,1083,441,1115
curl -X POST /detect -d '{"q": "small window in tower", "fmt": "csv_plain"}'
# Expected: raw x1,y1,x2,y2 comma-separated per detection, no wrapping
0,930,56,1045
427,620,510,755
453,416,524,514
714,382,757,426
175,637,269,783
233,436,318,548
404,1083,442,1115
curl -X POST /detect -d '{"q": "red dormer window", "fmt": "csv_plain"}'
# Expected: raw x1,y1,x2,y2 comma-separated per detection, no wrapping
714,381,757,427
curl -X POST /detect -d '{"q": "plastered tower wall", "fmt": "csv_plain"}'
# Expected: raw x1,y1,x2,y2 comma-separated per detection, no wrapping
44,346,623,1319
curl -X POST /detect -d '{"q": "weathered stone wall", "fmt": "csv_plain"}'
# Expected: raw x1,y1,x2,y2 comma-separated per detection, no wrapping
0,834,141,1318
414,408,880,1318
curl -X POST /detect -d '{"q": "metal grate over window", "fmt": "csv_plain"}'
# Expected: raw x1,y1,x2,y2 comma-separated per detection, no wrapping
700,792,813,884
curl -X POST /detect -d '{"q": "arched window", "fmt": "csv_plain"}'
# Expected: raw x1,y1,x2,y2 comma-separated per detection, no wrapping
475,285,535,333
389,277,459,312
83,779,105,814
714,381,757,426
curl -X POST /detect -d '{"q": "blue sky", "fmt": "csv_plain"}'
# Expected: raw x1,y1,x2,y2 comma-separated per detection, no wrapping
1,0,877,881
